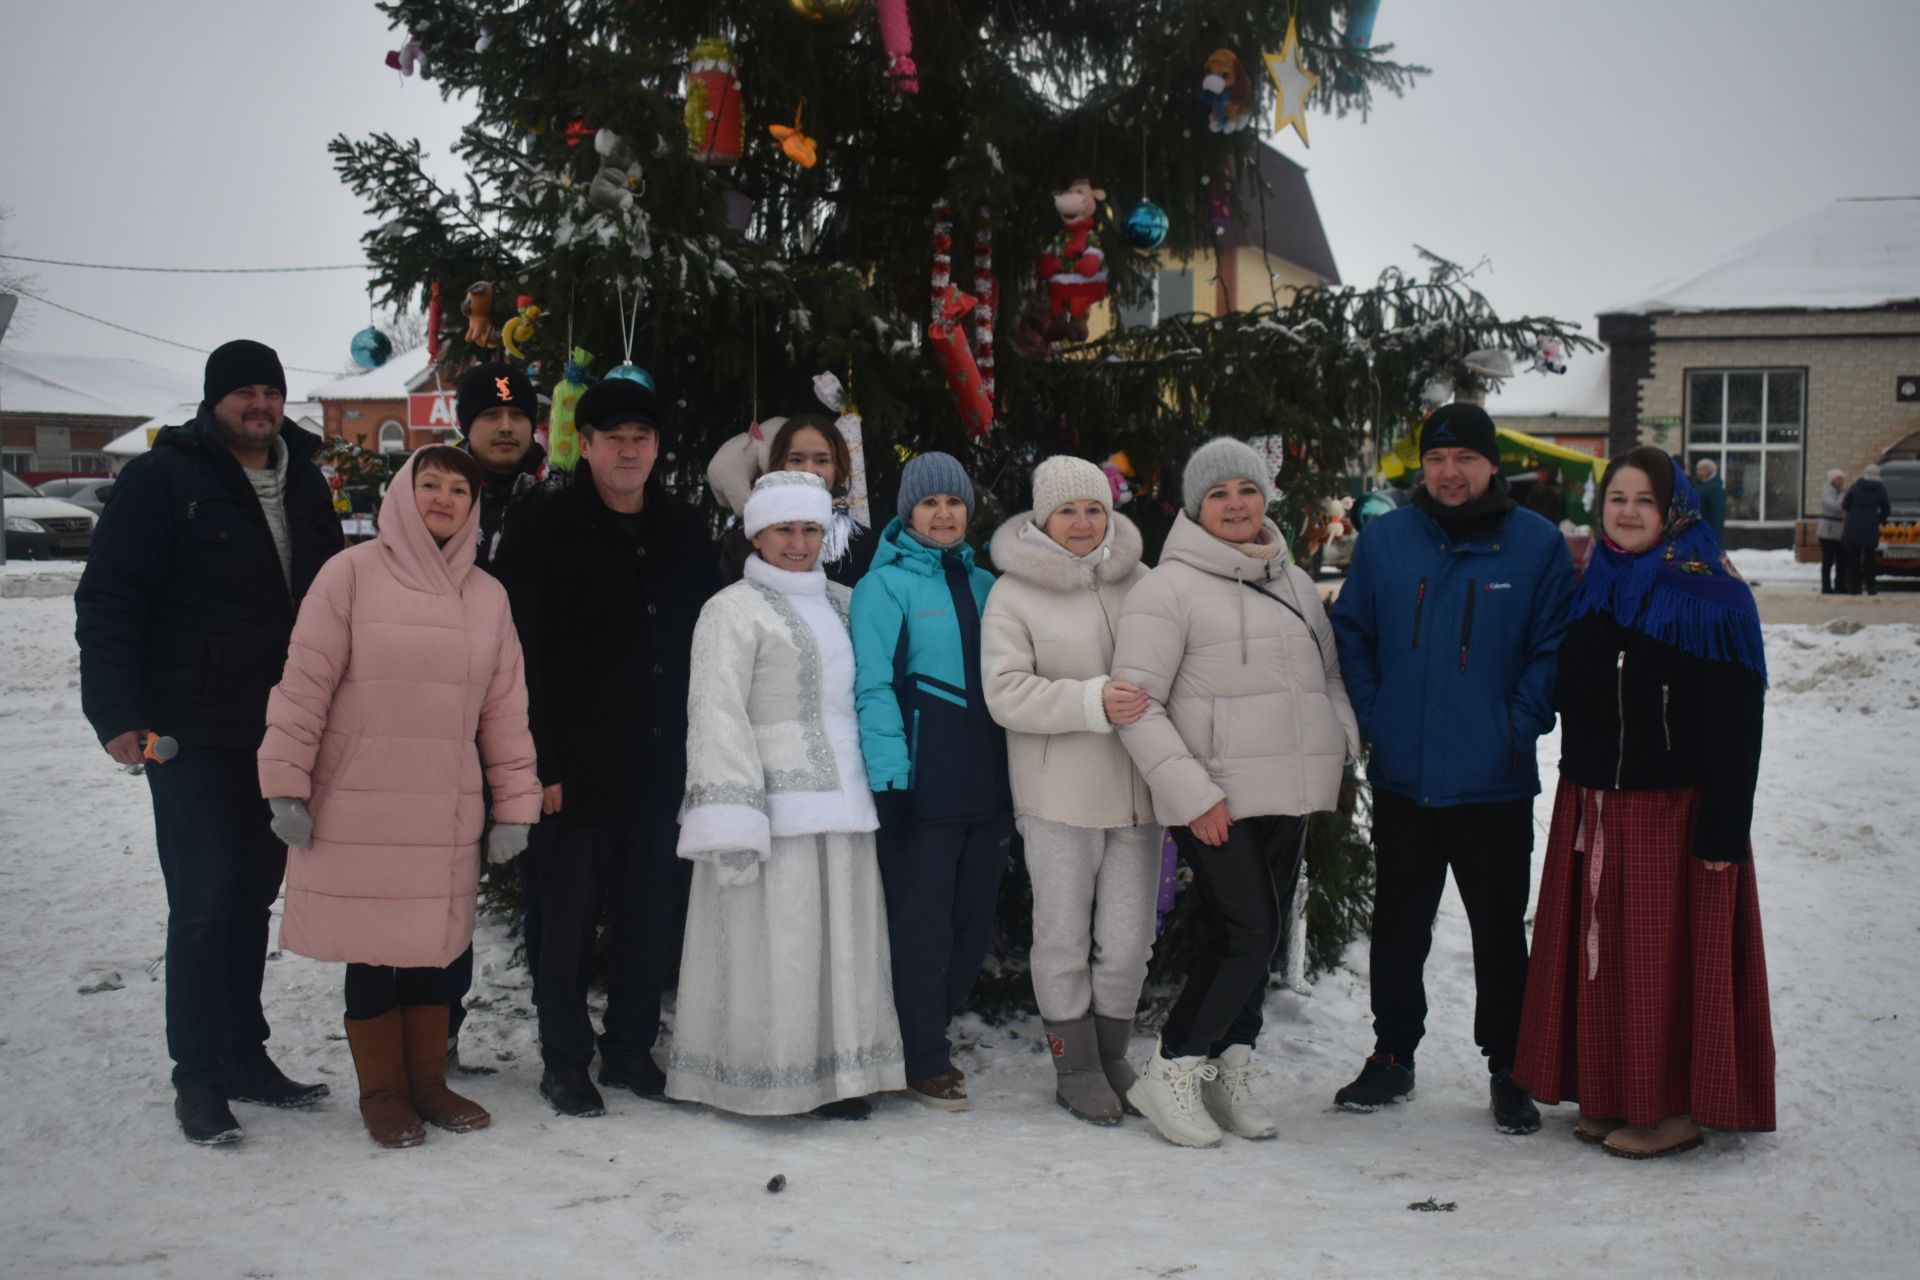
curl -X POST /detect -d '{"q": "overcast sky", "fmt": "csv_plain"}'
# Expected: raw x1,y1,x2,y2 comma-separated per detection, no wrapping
3,0,1915,400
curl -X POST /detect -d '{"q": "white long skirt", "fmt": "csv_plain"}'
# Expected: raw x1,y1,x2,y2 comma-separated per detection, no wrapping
666,830,906,1115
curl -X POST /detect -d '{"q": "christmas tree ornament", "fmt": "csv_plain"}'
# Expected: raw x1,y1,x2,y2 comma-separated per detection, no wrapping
1199,49,1255,133
549,347,592,472
785,0,865,21
384,32,428,79
463,281,502,350
1532,335,1569,375
970,206,996,402
1264,15,1320,146
426,282,443,363
812,371,871,529
501,297,541,361
721,190,755,233
563,117,593,147
588,128,642,212
1122,200,1169,252
1039,177,1108,344
350,326,393,371
768,103,820,169
929,285,992,438
606,362,655,389
877,0,919,93
1335,0,1383,93
1209,182,1233,236
685,37,744,167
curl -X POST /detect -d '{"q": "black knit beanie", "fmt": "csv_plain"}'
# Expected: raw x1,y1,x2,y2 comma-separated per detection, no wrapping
203,339,286,405
456,362,539,431
1419,403,1501,467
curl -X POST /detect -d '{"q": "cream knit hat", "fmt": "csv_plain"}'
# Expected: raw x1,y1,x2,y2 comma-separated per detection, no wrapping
1030,454,1112,522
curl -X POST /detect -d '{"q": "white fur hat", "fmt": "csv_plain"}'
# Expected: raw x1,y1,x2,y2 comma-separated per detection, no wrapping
1030,454,1112,522
743,469,831,538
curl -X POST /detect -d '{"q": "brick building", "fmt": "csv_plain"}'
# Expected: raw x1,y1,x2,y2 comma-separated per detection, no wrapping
0,349,200,482
307,359,455,454
1598,197,1920,548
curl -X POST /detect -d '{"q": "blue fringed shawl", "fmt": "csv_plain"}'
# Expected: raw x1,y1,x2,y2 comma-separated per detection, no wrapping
1571,457,1768,685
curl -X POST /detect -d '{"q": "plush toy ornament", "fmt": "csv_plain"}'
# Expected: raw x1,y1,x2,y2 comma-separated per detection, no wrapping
929,285,992,438
501,298,541,361
463,282,502,350
385,32,428,79
1200,49,1254,132
769,103,820,169
1039,177,1108,344
588,129,642,212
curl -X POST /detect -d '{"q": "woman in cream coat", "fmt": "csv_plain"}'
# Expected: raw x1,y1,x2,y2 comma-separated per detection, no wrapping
1111,437,1360,1148
982,455,1159,1126
670,471,906,1118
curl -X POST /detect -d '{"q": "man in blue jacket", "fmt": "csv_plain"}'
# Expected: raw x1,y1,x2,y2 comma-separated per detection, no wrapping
1329,402,1574,1135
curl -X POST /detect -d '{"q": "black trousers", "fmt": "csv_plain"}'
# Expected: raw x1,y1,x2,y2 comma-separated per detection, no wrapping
1819,538,1845,594
1844,543,1880,595
345,964,449,1020
875,819,1012,1080
1160,814,1308,1059
1367,788,1534,1074
533,810,682,1072
145,748,288,1088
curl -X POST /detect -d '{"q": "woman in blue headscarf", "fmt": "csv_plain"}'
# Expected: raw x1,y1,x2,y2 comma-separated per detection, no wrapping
1513,447,1775,1159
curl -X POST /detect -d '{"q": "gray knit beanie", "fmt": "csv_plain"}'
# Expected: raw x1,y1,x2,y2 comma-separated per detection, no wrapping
897,451,975,525
1181,437,1274,518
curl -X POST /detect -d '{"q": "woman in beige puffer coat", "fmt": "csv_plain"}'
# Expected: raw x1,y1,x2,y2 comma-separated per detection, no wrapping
982,455,1159,1126
1111,437,1360,1149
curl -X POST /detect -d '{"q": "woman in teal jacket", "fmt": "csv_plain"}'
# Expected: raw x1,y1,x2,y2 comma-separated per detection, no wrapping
850,452,1012,1111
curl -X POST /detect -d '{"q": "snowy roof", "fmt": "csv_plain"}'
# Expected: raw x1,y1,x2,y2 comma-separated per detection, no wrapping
104,403,324,456
1607,197,1920,315
1487,349,1610,420
0,348,203,418
305,358,435,401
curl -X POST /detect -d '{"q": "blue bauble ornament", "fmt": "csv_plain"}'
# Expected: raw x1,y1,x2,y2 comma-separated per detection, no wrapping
1122,200,1170,252
350,326,393,370
606,361,655,390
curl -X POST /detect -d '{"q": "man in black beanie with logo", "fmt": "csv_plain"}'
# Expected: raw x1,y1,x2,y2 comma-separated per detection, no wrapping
1328,401,1575,1135
494,377,719,1116
77,339,343,1145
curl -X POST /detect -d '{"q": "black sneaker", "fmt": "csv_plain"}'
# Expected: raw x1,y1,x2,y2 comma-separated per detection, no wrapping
1334,1052,1416,1111
175,1083,243,1145
808,1097,873,1121
540,1066,606,1117
1490,1070,1542,1135
222,1053,330,1108
598,1053,668,1100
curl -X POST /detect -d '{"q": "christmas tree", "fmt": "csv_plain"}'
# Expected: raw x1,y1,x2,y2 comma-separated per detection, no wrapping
334,0,1594,992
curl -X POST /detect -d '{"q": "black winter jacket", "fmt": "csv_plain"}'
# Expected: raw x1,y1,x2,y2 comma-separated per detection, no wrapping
76,413,343,751
465,440,570,577
1841,479,1892,547
494,472,719,828
1554,611,1764,862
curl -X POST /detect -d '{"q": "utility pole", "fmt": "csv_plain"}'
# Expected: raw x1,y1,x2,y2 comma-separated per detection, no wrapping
0,291,17,566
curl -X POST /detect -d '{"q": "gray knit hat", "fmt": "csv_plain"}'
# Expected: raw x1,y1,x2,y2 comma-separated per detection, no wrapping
1031,454,1111,521
1181,437,1274,518
897,451,975,525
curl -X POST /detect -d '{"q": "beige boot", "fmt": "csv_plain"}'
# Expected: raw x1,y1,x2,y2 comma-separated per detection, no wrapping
400,1005,491,1133
1093,1015,1141,1115
1202,1044,1277,1139
1045,1017,1121,1126
343,1011,426,1149
1573,1114,1625,1146
1602,1114,1703,1159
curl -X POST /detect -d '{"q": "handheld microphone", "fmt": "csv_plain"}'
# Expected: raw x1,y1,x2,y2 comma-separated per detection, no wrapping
144,733,179,764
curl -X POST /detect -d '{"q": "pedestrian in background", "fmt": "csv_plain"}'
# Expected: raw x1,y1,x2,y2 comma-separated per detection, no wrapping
1815,469,1847,596
1841,463,1892,596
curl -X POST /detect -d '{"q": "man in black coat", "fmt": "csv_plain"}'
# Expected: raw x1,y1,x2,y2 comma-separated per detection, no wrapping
76,339,344,1145
495,377,719,1117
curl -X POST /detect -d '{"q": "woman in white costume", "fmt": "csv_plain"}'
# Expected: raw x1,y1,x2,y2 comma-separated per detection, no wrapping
669,471,906,1118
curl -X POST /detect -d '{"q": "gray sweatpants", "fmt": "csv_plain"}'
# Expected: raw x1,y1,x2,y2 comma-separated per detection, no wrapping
1019,816,1164,1023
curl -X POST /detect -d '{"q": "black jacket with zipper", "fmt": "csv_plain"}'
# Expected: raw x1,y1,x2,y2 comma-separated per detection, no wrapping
76,411,343,752
1554,610,1764,862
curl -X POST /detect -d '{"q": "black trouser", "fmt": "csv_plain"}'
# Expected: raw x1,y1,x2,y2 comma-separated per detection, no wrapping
1848,543,1880,595
533,811,682,1072
345,964,449,1020
145,748,288,1089
1820,538,1845,594
1160,814,1308,1059
446,822,546,1038
1367,788,1533,1074
875,818,1013,1080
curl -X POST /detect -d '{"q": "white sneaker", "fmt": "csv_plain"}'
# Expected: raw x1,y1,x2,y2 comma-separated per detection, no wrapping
1203,1044,1277,1139
1125,1037,1224,1148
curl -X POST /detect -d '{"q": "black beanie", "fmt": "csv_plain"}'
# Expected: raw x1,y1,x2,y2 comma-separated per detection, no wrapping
456,362,538,431
1419,402,1501,467
575,378,665,444
203,339,287,405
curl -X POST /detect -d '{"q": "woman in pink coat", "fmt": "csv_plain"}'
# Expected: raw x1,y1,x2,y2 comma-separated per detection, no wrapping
259,446,542,1149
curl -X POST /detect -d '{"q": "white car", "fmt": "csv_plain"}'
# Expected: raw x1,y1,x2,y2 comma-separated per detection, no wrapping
3,471,97,560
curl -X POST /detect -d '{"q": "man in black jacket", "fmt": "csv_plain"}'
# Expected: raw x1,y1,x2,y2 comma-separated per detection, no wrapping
495,378,718,1117
76,339,344,1145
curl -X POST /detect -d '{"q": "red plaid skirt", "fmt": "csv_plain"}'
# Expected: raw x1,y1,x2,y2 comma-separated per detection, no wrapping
1513,780,1776,1130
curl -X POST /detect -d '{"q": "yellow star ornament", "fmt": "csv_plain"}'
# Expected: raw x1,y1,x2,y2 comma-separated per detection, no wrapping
1263,15,1319,147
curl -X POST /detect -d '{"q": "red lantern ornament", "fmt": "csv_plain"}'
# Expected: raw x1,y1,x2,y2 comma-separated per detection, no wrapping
685,37,744,168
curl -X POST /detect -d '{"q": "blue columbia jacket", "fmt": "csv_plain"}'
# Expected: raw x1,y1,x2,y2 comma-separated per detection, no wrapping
850,518,1012,824
1330,501,1575,807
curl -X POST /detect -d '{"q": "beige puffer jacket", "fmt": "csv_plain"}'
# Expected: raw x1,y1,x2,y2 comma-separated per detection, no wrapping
1113,511,1360,827
982,512,1155,829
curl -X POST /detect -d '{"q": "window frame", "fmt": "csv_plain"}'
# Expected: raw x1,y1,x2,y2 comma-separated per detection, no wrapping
1682,366,1808,527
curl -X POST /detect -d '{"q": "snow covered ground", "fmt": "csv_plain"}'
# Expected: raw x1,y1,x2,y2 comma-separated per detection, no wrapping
2,594,1916,1279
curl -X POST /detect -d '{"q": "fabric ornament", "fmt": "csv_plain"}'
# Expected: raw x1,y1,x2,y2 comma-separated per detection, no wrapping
426,281,443,363
744,470,833,540
686,37,744,167
1200,49,1255,133
1039,178,1108,344
588,129,642,213
769,102,820,169
812,372,871,530
462,281,502,351
385,32,428,79
785,0,865,20
929,285,992,439
1335,0,1383,94
877,0,919,93
548,347,593,473
500,297,541,361
1263,14,1320,147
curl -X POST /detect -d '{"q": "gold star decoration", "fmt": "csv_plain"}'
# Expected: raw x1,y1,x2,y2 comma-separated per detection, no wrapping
1263,14,1319,147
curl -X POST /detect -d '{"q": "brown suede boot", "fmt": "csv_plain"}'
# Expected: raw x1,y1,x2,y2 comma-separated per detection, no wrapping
1602,1114,1704,1159
399,1005,491,1133
343,1010,426,1149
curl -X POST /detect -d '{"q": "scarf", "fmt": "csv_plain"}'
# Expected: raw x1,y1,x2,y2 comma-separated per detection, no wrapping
1412,475,1516,543
1571,455,1767,684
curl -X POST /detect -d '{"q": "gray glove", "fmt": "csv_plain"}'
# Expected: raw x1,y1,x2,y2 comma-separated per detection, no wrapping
713,848,761,889
486,822,532,865
268,797,313,850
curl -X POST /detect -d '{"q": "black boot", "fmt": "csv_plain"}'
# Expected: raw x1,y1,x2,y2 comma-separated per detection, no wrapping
1490,1070,1542,1135
175,1082,243,1145
598,1052,668,1101
540,1065,606,1117
223,1052,330,1108
1334,1052,1416,1112
808,1097,873,1121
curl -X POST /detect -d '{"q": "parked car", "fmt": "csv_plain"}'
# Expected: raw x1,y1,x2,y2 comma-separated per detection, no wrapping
35,477,115,517
3,471,96,560
1873,459,1920,579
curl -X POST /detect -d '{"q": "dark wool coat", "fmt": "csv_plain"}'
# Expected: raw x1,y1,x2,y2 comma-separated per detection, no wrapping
1841,478,1892,547
76,412,343,750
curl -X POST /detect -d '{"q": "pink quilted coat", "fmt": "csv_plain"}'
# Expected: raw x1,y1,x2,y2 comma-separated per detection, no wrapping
259,454,542,968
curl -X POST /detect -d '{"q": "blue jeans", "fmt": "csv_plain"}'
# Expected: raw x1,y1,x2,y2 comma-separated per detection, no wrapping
145,748,288,1088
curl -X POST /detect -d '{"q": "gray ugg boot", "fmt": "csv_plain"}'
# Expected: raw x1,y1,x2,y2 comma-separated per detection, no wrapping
1094,1014,1143,1116
1046,1017,1122,1125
